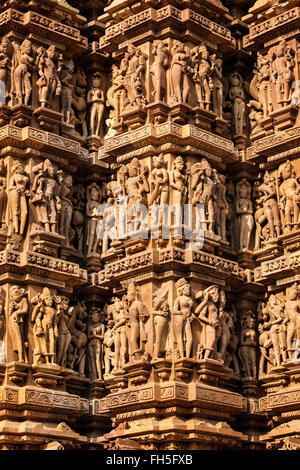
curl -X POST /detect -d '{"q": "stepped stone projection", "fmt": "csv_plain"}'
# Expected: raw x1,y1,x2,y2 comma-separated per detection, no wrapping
0,0,300,451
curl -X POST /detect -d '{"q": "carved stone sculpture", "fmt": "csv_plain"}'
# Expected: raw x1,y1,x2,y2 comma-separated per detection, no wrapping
31,159,61,233
59,174,73,245
271,40,295,110
278,160,300,232
286,284,300,361
195,285,221,360
60,59,74,124
153,288,169,359
0,288,5,363
191,159,215,233
228,72,246,139
256,172,281,240
11,39,35,106
106,64,126,129
36,45,61,108
235,178,254,250
123,44,147,109
111,298,127,371
212,58,223,118
170,41,191,104
8,161,29,237
126,283,149,361
266,295,287,367
87,307,104,380
239,311,257,378
170,156,188,208
87,72,105,138
0,36,12,104
86,182,102,255
191,43,214,110
8,285,28,363
71,68,88,138
172,278,194,359
150,41,169,102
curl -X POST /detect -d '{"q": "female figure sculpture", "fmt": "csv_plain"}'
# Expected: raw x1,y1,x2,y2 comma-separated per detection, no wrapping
172,278,193,359
235,178,254,250
195,285,221,360
8,161,29,237
8,285,28,363
87,72,105,137
150,40,169,102
36,45,61,108
170,41,191,104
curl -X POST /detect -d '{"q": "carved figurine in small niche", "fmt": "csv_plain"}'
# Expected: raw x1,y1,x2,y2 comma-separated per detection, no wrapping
257,301,273,375
256,52,273,119
195,285,221,360
0,36,13,104
70,183,85,254
228,72,246,139
60,59,74,124
191,158,215,233
0,159,7,232
59,174,73,246
0,288,5,363
127,283,150,361
8,285,28,363
153,288,169,359
149,154,169,230
111,297,127,371
172,278,194,359
11,39,35,106
86,182,102,255
278,160,300,232
36,45,62,109
7,161,29,237
150,40,169,102
239,311,257,378
87,307,104,380
224,305,240,375
212,58,223,118
71,68,88,138
122,158,149,232
271,40,295,110
106,64,126,129
235,178,254,250
31,159,62,234
266,294,287,367
256,171,281,240
170,41,191,104
170,156,188,208
87,72,105,138
191,43,214,110
217,289,231,361
56,296,72,368
103,319,115,377
123,44,147,109
286,283,300,361
214,171,228,241
68,301,88,375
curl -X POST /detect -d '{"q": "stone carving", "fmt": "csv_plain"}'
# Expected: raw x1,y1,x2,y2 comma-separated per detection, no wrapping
172,278,194,359
0,36,13,104
31,288,61,365
103,318,115,377
278,160,300,232
11,39,35,106
59,174,73,246
8,161,29,238
60,59,74,124
149,154,169,231
235,178,254,250
195,285,221,360
87,72,105,138
56,296,72,368
87,307,104,380
123,44,147,109
214,172,228,241
68,301,88,375
212,58,223,118
106,64,126,129
153,288,169,359
150,41,169,102
271,40,295,111
228,72,246,141
191,43,214,110
0,287,5,363
191,158,214,233
255,171,281,241
126,283,149,361
111,297,127,371
224,305,240,374
36,45,62,108
170,156,188,208
31,159,62,233
8,286,28,363
0,159,7,232
71,183,85,254
71,68,88,138
239,311,257,378
86,182,102,255
170,41,191,104
285,284,300,361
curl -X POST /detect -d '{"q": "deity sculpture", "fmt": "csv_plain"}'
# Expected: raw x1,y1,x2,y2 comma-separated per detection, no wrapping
60,59,74,124
56,296,72,368
212,58,223,118
31,288,60,365
150,41,169,102
87,307,104,380
7,161,29,237
235,178,254,250
153,288,169,359
11,39,35,106
87,72,105,138
172,278,194,359
99,181,120,255
170,41,191,104
191,159,215,233
69,301,88,376
278,160,300,232
71,68,88,138
224,305,240,375
256,52,273,118
123,44,147,109
256,172,281,240
228,72,246,138
149,154,169,231
86,182,102,255
0,160,7,231
239,311,257,378
170,156,188,208
257,301,273,375
106,64,126,128
36,45,61,108
195,285,221,360
214,172,228,241
59,174,73,246
126,283,149,361
8,285,28,363
103,319,115,377
71,183,85,254
271,40,295,110
0,37,13,103
217,289,231,361
266,294,287,367
286,283,300,361
31,159,62,234
111,298,127,371
191,43,214,110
